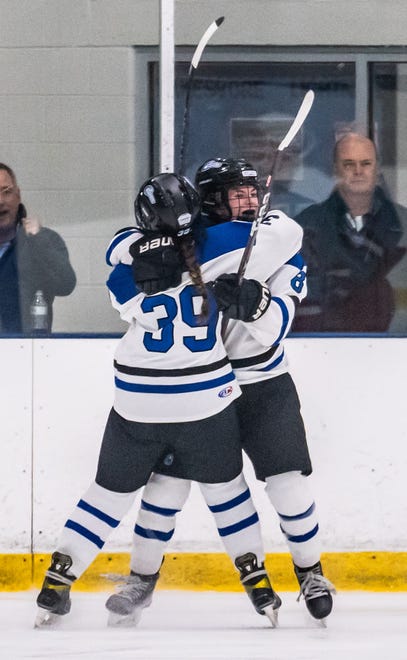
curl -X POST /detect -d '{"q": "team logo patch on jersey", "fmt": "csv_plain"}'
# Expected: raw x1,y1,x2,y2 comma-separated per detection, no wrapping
218,386,233,398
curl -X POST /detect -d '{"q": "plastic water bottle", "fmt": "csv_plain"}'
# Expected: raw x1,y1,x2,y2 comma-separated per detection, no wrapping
30,290,48,336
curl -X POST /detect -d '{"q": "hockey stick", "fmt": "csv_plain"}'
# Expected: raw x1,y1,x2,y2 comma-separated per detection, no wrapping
179,16,225,175
236,89,315,283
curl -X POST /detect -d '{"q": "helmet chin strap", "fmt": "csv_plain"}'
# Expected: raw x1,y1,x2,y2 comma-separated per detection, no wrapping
237,209,256,222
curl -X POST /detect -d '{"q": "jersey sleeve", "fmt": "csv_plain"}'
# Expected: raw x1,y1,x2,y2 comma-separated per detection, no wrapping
242,250,308,347
106,227,141,266
105,228,144,323
243,211,304,282
106,263,141,323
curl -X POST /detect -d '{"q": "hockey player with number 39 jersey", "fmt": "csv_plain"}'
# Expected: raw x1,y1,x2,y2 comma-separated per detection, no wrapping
35,173,285,629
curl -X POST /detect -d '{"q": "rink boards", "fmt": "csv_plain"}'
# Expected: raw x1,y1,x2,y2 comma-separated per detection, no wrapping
0,337,406,591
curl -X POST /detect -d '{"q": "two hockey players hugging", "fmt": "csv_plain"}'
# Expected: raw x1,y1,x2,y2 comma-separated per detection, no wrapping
35,158,335,629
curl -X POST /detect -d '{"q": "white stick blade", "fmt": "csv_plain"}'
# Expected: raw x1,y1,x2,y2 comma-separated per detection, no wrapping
190,17,225,70
278,90,315,151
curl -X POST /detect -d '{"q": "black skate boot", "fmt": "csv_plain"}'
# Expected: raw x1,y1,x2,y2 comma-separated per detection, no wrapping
235,553,282,627
35,552,76,627
105,570,159,627
294,561,336,622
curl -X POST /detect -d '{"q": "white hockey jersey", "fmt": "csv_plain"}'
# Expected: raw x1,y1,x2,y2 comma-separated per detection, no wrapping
222,254,306,383
106,228,240,423
106,212,306,421
200,213,307,384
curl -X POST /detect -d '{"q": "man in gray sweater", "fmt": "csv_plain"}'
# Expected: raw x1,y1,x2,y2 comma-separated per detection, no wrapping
0,163,76,334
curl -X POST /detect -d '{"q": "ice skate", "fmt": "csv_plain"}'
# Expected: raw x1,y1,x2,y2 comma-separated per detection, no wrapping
105,570,159,627
235,553,281,627
294,561,336,624
35,552,76,628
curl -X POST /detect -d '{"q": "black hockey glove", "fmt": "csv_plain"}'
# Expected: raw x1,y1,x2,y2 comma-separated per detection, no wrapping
129,235,183,295
208,273,271,322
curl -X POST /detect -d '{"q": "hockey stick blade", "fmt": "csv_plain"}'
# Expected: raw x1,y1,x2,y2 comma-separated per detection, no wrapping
236,89,315,282
264,89,315,189
180,16,225,173
190,16,224,74
277,90,315,152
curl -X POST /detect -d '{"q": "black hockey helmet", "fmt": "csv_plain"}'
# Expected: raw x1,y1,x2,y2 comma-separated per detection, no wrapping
134,173,201,237
195,158,259,222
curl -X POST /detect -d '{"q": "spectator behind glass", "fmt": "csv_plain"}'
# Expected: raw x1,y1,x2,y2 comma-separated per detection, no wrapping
292,133,406,333
0,163,76,334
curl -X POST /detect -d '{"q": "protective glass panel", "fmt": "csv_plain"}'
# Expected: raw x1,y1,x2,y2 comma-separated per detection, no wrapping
172,61,355,217
371,63,407,332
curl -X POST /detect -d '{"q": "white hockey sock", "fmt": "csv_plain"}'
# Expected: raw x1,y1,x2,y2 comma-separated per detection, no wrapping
57,481,137,578
265,471,321,568
200,472,265,565
131,474,191,576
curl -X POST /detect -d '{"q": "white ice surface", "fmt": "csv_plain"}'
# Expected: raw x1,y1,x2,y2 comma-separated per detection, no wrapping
1,590,406,660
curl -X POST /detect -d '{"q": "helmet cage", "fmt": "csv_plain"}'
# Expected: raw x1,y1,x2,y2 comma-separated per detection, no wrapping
195,158,259,220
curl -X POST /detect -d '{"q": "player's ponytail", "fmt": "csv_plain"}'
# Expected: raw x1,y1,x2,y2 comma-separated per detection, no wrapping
177,235,209,321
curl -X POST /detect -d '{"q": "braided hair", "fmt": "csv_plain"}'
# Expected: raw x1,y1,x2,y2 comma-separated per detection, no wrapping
177,233,209,321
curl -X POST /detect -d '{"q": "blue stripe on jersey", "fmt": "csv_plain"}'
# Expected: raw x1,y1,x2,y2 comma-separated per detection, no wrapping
286,252,305,269
141,499,180,517
198,222,251,265
281,523,319,543
107,263,138,304
134,523,174,542
64,519,104,548
271,297,290,345
115,371,235,394
77,499,120,528
217,512,259,537
106,229,138,265
278,502,315,522
208,488,251,513
260,349,285,372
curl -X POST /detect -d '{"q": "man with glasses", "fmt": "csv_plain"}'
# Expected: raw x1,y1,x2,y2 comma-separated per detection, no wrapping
0,163,76,334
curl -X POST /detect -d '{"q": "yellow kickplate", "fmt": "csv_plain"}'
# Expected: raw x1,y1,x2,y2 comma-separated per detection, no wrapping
3,551,407,592
0,555,32,591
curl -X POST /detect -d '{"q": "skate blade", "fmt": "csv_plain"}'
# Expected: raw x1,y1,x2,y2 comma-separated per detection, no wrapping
304,612,328,628
107,609,143,628
34,608,63,629
314,617,327,628
262,604,279,628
